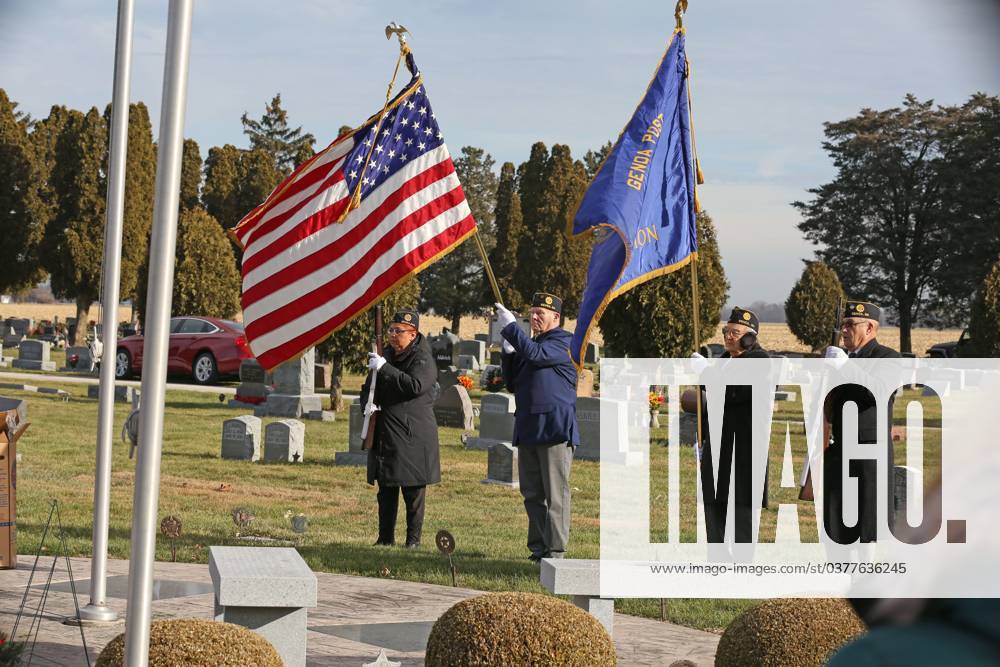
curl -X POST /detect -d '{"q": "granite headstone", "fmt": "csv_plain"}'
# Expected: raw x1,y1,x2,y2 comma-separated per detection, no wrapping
12,340,55,371
221,416,262,461
433,384,474,430
264,419,305,463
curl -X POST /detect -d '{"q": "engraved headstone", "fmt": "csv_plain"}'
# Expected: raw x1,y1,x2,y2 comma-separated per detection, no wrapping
678,411,698,446
429,331,460,370
221,416,262,461
334,399,367,466
465,392,515,450
576,368,594,397
482,442,518,488
264,419,305,463
584,342,600,365
458,339,486,367
230,358,271,408
575,396,630,462
456,354,480,371
893,465,923,524
433,384,474,430
489,350,501,365
437,365,460,388
257,348,329,419
13,339,55,371
87,383,135,403
62,346,96,372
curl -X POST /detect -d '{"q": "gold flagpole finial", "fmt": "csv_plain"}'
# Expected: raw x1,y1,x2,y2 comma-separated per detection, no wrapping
385,22,411,54
674,0,688,29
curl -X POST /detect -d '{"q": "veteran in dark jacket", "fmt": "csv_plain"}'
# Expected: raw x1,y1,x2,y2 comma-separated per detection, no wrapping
362,308,440,549
685,307,770,543
822,300,900,544
497,292,579,562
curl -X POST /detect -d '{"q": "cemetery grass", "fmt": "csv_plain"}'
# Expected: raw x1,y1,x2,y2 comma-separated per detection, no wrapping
9,383,940,634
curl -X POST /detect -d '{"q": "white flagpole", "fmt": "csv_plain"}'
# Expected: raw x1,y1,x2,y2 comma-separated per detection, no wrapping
123,0,193,663
79,0,135,624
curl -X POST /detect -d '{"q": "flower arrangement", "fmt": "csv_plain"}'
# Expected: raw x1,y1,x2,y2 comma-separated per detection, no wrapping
648,391,665,412
458,375,474,390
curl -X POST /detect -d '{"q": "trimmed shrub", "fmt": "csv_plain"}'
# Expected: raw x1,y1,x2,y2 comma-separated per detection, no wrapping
96,618,282,667
968,258,1000,357
785,261,846,352
715,598,864,667
425,592,616,666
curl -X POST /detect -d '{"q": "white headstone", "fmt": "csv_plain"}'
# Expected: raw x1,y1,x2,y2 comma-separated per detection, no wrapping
264,419,305,463
221,416,262,461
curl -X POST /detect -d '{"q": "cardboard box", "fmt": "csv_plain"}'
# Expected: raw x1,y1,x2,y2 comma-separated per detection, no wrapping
0,397,27,570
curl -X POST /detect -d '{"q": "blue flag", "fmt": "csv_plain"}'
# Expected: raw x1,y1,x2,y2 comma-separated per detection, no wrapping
569,30,699,367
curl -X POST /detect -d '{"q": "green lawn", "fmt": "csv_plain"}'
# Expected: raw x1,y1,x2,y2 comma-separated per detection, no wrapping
5,381,937,634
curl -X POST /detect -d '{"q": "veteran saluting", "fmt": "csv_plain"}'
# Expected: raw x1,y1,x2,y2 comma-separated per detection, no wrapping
495,293,579,562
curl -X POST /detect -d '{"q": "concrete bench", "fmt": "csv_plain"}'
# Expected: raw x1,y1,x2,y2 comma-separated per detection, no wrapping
209,546,317,667
539,558,614,636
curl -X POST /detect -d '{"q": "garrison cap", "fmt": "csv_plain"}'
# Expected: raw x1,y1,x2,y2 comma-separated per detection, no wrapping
531,292,562,314
391,308,420,329
844,300,881,322
727,307,759,333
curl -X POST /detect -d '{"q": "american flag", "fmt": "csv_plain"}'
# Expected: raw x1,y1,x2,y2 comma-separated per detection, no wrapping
232,57,475,370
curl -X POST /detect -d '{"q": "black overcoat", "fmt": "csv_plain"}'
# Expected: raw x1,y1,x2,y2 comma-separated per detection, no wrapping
362,333,441,487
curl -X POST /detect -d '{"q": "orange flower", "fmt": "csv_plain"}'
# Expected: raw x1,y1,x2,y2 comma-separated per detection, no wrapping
458,375,473,390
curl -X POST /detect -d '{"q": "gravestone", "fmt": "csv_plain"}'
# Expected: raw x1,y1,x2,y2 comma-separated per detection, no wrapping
433,384,474,430
334,399,367,466
575,396,632,463
576,368,594,397
87,383,135,403
465,393,516,450
61,346,96,373
489,350,501,365
474,333,489,344
584,342,600,365
264,419,304,463
458,339,486,367
678,411,698,446
437,365,460,388
257,348,331,420
488,313,530,347
0,343,5,367
481,442,518,488
12,340,55,371
9,319,31,338
221,416,262,461
429,331,460,370
773,390,797,402
893,465,923,524
456,354,480,371
230,358,271,408
1,328,21,349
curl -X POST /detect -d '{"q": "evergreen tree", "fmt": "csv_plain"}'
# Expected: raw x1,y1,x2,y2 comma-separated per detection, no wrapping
134,207,242,325
513,143,590,318
600,211,728,357
785,261,846,352
241,93,315,175
583,140,613,179
0,89,47,293
203,144,279,232
968,258,1000,357
180,138,202,210
487,161,525,307
41,107,107,345
419,146,498,333
315,276,421,411
104,102,156,303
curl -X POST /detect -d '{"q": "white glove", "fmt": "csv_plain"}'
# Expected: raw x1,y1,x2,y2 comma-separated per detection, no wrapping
823,346,848,368
689,351,708,373
363,402,380,417
368,352,387,372
502,339,515,354
495,303,516,328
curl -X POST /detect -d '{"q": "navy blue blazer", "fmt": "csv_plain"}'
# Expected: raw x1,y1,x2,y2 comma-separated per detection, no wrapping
500,323,579,447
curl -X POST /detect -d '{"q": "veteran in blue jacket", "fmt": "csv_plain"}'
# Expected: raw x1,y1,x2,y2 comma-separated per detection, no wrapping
496,292,579,562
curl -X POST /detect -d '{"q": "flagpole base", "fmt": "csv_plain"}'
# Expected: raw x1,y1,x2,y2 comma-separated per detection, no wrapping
78,603,119,623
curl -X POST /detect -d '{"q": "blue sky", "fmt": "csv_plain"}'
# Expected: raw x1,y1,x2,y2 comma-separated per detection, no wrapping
2,0,998,306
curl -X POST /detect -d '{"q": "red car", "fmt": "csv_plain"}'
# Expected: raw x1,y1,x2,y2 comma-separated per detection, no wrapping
115,316,254,385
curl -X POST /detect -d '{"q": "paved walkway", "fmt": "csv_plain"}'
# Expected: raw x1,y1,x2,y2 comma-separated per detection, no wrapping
0,556,719,666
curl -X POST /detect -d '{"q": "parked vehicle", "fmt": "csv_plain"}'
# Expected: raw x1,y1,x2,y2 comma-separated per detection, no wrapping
926,328,972,358
115,316,253,384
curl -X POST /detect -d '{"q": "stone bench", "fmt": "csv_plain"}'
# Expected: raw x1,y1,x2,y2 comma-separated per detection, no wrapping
209,546,317,667
539,558,614,636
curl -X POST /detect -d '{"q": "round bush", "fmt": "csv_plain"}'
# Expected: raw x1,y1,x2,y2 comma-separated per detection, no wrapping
425,592,616,666
96,618,282,667
715,598,864,667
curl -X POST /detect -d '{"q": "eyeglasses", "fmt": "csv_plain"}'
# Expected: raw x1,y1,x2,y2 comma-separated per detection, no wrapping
386,327,414,336
840,320,868,330
721,327,745,338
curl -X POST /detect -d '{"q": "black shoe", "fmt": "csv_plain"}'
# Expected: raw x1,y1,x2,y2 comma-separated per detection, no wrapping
373,539,395,547
404,540,420,549
528,552,548,563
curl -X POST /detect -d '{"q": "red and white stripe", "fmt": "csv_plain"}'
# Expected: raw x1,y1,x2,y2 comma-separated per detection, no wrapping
233,139,474,370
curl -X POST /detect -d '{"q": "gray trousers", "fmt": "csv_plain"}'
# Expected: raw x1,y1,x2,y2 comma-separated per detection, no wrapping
518,441,573,556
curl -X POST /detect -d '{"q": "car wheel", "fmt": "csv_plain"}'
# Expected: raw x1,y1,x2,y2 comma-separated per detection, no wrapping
193,352,218,385
115,349,132,380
